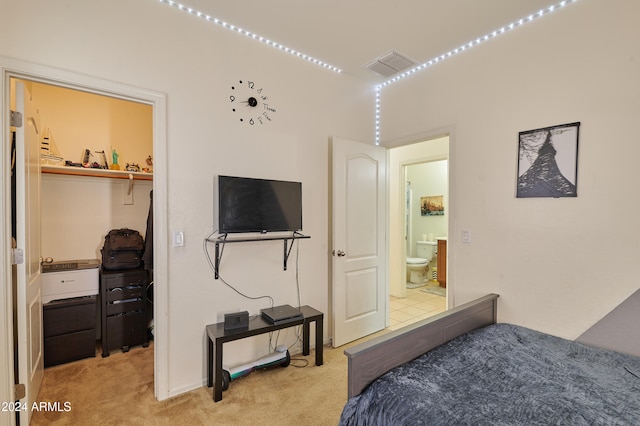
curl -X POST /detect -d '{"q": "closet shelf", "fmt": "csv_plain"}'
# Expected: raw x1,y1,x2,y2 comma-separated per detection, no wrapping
41,165,153,181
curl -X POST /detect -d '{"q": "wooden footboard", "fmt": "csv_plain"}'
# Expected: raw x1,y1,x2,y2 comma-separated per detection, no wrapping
344,293,499,398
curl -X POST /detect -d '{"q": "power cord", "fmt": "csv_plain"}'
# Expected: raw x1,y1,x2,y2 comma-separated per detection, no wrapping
204,229,309,365
203,230,274,307
269,237,305,354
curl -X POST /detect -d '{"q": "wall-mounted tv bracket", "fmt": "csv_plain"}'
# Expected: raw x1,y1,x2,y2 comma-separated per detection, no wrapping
210,232,310,279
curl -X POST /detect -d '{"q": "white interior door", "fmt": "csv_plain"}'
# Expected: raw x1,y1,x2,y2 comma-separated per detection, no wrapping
14,80,44,424
331,137,386,347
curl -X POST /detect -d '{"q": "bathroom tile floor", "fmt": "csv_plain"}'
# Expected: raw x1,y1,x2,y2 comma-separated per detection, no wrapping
389,283,447,331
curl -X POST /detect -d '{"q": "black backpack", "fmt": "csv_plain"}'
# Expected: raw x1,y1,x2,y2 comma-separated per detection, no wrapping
101,228,145,270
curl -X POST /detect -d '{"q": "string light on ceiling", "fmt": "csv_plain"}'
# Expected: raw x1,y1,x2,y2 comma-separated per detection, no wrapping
157,0,578,146
379,0,578,89
374,0,579,145
157,0,343,74
375,88,381,144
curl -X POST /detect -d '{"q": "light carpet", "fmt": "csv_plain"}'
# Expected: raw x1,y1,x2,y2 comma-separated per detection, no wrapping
31,338,368,426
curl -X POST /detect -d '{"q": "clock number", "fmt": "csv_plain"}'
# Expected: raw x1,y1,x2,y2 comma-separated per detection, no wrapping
231,79,275,124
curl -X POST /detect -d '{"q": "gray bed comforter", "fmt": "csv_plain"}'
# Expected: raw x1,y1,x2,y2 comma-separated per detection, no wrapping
339,323,640,425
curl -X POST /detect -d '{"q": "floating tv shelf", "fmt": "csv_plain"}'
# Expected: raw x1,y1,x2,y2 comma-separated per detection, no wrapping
208,233,310,279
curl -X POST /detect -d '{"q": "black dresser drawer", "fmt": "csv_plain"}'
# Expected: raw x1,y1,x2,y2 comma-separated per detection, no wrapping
43,296,97,338
106,299,145,316
101,269,148,290
100,268,149,356
104,311,147,350
106,286,144,302
44,329,96,367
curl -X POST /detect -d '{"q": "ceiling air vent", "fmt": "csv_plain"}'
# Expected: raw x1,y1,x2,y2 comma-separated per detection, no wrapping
364,51,418,78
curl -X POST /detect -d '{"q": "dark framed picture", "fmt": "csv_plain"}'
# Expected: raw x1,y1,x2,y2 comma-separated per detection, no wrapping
516,122,580,198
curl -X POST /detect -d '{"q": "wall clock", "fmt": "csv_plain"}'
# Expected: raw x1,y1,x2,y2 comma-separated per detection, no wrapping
229,80,277,125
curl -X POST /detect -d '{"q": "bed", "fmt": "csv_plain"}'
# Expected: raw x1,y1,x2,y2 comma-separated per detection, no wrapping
340,294,640,425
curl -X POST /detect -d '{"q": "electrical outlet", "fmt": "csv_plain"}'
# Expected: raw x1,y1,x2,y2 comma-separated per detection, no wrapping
461,230,472,243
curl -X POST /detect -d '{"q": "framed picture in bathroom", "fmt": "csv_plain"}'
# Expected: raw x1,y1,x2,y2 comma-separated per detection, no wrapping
420,195,444,216
516,122,580,198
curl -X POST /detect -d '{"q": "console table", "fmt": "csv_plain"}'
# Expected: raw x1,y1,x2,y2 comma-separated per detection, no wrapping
206,305,323,402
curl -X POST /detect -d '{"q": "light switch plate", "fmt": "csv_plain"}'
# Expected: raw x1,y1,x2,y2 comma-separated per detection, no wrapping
173,231,184,247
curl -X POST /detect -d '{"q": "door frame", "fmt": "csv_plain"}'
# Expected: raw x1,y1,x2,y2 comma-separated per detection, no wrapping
384,127,455,308
398,156,449,298
14,80,44,426
0,57,170,407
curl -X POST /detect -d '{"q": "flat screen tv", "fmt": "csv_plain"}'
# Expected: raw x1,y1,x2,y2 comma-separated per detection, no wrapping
218,175,302,234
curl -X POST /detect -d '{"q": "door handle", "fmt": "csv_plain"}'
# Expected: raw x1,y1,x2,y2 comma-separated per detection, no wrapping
335,250,346,257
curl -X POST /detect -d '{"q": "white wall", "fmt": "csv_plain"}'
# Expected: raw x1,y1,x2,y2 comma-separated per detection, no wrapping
29,82,153,168
41,174,152,260
381,0,640,339
1,0,373,398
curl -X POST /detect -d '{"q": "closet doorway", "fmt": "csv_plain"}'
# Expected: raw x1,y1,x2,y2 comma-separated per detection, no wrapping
13,78,154,398
3,59,169,409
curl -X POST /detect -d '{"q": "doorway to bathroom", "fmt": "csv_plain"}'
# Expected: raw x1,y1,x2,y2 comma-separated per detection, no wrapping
405,160,448,288
388,135,449,331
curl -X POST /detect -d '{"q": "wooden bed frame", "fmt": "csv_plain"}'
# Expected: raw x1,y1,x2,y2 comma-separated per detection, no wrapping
344,293,499,398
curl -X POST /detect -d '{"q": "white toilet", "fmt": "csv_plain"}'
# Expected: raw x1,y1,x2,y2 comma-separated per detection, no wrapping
406,241,437,286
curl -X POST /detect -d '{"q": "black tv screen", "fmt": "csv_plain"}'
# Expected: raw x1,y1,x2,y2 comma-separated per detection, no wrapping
218,175,302,234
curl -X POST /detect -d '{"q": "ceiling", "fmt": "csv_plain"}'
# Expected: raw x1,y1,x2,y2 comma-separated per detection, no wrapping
173,0,568,83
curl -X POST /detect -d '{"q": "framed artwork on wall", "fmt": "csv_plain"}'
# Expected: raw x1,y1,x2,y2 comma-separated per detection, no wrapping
516,122,580,198
420,195,444,216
